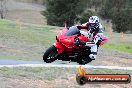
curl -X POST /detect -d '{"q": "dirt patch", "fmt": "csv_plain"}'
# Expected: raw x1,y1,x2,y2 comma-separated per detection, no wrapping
6,10,46,25
4,0,46,25
89,48,132,67
6,0,45,11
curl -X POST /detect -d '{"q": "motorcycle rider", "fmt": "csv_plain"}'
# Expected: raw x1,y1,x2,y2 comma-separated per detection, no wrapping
72,16,108,60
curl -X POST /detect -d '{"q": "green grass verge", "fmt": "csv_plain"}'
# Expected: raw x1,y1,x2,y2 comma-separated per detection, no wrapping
0,19,56,46
103,31,132,54
102,43,132,54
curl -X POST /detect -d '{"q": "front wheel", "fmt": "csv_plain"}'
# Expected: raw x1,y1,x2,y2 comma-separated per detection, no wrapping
43,45,58,63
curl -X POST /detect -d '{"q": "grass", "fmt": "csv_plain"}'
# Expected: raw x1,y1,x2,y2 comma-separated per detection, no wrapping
102,43,132,54
0,19,57,46
0,19,58,60
102,32,132,54
0,67,76,80
0,67,131,81
86,68,132,74
0,55,35,61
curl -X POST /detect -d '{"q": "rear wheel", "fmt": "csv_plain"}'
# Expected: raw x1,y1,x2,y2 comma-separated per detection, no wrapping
43,45,58,63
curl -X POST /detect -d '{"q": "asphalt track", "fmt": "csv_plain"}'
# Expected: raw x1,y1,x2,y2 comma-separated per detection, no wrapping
0,60,132,70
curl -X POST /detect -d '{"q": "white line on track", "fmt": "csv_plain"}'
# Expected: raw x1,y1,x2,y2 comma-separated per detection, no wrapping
0,64,132,70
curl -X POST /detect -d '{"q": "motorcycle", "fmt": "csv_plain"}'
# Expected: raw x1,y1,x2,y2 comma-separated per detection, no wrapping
43,26,108,65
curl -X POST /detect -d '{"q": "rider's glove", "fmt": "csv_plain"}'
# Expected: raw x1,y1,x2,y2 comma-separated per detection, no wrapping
74,37,86,47
74,37,81,46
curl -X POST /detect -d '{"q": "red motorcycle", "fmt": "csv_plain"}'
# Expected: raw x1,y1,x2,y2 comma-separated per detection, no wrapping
43,27,108,65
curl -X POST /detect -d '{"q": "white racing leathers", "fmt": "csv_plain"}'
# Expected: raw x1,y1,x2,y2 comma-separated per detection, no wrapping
80,24,104,60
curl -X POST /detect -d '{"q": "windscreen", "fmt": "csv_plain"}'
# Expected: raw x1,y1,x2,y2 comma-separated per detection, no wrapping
65,26,80,36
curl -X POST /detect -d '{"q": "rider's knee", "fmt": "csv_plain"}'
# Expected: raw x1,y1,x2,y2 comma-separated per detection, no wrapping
89,52,97,60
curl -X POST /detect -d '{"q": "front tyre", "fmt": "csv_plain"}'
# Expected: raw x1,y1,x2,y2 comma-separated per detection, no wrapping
43,45,58,63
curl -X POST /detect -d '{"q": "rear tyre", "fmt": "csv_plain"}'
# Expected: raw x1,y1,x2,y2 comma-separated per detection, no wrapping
43,45,58,63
